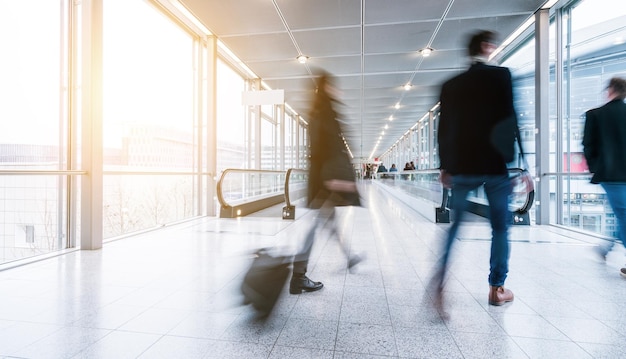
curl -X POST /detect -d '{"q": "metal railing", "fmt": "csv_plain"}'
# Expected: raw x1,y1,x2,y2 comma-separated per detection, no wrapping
216,168,308,218
374,168,535,224
217,166,536,223
281,168,308,219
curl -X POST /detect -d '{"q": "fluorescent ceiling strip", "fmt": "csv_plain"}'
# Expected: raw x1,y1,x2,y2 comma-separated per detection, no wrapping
168,0,212,35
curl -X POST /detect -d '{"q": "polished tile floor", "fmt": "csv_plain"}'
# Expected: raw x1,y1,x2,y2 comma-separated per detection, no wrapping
0,182,625,358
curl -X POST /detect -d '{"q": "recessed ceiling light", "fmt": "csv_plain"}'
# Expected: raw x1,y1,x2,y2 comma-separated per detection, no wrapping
403,83,412,91
389,115,394,121
394,102,400,109
420,47,433,57
296,55,309,64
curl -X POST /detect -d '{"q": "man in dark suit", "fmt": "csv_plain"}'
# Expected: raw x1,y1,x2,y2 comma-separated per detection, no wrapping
582,77,626,278
433,30,518,310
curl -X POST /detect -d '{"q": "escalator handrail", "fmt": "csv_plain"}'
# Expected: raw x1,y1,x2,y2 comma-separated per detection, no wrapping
284,168,308,207
216,168,285,208
508,167,535,214
391,167,534,215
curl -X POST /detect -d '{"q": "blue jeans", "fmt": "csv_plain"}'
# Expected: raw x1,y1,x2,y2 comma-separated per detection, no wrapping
600,182,626,252
439,174,512,287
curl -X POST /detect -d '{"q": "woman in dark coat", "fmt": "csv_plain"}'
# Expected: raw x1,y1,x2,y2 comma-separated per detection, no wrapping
290,71,361,294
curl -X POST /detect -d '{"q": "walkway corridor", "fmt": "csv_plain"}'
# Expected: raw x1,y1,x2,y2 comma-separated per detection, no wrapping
0,182,625,358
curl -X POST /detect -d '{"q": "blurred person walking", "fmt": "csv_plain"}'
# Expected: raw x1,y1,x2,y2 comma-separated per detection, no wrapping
290,70,362,294
582,77,626,278
431,30,519,310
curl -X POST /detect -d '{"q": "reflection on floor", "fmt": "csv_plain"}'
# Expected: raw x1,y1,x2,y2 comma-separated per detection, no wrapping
0,182,625,358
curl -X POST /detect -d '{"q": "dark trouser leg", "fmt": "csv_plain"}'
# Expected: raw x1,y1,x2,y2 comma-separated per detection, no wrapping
290,210,324,294
436,176,475,287
484,175,512,287
292,214,318,275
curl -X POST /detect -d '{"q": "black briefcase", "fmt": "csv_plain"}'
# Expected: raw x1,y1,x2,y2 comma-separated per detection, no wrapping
241,248,290,317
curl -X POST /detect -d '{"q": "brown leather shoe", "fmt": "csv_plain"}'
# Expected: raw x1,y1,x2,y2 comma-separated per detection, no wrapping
488,285,514,306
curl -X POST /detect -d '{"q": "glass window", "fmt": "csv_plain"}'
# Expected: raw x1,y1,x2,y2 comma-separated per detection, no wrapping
217,59,246,171
501,0,626,232
560,0,626,236
102,0,197,238
261,115,277,170
0,1,68,264
299,121,308,169
285,112,295,169
0,2,65,155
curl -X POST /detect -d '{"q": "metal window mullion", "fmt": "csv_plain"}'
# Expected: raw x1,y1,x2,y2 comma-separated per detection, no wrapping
555,7,565,225
255,89,262,169
563,6,574,227
279,105,285,170
80,0,104,250
535,8,551,225
205,35,218,217
63,0,74,249
428,110,435,168
194,39,203,216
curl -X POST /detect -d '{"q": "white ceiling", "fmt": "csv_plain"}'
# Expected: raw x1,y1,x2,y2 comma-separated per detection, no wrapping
180,0,546,160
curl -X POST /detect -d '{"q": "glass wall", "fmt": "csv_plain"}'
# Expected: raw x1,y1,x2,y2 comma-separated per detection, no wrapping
501,37,538,221
501,0,626,235
261,105,277,170
380,112,434,171
0,0,309,267
299,121,308,168
102,0,197,238
0,1,70,263
559,0,626,236
285,112,296,169
216,59,246,171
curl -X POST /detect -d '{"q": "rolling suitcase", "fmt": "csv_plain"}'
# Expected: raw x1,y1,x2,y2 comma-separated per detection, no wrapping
241,248,291,317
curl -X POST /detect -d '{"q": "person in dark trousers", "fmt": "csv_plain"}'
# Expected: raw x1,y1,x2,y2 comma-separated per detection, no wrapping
582,77,626,278
432,30,518,311
290,70,361,294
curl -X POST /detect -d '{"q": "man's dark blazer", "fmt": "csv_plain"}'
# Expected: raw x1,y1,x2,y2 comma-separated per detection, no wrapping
583,98,626,184
437,62,517,176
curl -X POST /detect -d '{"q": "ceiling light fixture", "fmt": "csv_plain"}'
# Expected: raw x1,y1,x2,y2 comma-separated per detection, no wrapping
403,83,412,91
541,0,559,9
169,0,212,35
389,115,394,121
492,16,534,59
420,47,433,57
296,55,309,64
394,102,400,109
